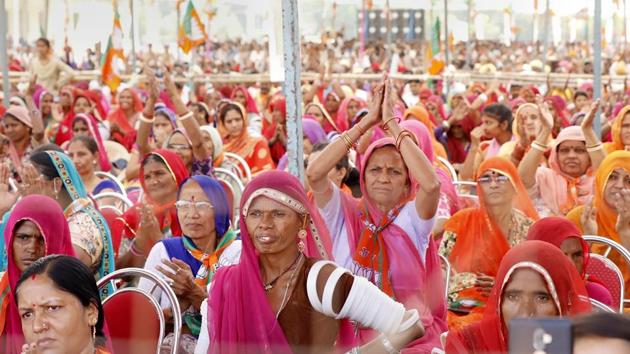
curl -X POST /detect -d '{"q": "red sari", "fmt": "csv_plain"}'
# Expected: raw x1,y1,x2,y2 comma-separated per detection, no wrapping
107,88,143,150
446,241,592,354
112,149,189,247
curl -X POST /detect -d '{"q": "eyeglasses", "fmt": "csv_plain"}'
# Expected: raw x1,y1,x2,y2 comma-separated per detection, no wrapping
167,144,192,152
477,175,510,185
175,200,213,213
557,146,587,155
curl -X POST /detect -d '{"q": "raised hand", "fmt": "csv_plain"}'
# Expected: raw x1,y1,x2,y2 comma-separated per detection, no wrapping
615,189,630,239
581,201,598,236
144,66,160,101
135,203,162,253
17,163,48,198
581,99,601,132
0,163,18,215
470,126,485,148
358,82,384,131
26,75,38,97
535,95,554,132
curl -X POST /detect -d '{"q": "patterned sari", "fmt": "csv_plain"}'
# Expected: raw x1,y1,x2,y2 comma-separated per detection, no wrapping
45,151,115,296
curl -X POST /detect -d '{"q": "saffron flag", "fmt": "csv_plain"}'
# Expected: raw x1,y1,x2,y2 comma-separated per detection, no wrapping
178,0,208,54
101,1,124,92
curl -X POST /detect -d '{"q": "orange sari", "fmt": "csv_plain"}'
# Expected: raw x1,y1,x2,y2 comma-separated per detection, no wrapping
442,156,539,329
220,103,274,176
604,105,630,154
567,151,630,296
403,105,448,159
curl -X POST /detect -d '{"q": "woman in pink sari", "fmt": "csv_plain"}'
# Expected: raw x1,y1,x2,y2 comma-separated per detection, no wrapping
307,80,447,352
336,97,367,132
205,171,424,354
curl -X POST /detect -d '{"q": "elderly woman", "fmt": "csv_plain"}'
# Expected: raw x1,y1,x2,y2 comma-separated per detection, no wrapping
306,80,447,351
527,216,613,306
519,100,605,216
28,151,115,287
201,170,424,354
114,149,189,268
445,241,592,354
0,195,75,353
15,255,111,354
440,156,538,330
567,151,630,296
141,175,241,353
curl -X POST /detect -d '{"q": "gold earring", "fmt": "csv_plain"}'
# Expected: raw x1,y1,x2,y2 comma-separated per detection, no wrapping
297,229,307,253
92,325,96,342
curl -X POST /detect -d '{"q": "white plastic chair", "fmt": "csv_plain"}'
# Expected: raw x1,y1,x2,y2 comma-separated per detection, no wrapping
589,298,616,313
587,253,625,313
224,152,252,183
438,254,451,301
93,192,134,212
95,171,127,197
437,156,458,182
452,181,479,207
215,167,245,227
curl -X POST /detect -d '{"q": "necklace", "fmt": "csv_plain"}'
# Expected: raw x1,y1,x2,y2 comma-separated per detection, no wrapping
262,252,302,292
275,254,304,319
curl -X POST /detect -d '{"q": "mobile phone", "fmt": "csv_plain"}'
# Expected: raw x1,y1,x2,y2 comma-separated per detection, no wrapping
509,318,572,354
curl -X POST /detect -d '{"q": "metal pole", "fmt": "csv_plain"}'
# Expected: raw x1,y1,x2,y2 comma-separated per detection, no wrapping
594,0,602,137
625,0,628,48
465,0,472,69
176,3,181,61
444,0,449,66
0,0,9,107
130,0,136,73
281,0,304,182
542,0,550,68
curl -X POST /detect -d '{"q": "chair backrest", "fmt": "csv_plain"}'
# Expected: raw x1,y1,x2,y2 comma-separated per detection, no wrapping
103,289,163,354
93,192,134,213
97,268,182,354
583,235,630,309
215,167,245,226
586,253,625,313
589,298,616,313
437,157,458,182
95,171,127,197
224,152,252,183
438,254,451,301
452,181,479,208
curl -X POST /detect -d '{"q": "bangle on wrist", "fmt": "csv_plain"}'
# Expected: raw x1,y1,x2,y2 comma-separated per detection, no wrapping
395,130,418,151
178,111,194,121
139,115,154,124
586,143,603,153
340,132,355,151
380,335,400,354
531,141,549,153
381,116,400,131
129,239,146,257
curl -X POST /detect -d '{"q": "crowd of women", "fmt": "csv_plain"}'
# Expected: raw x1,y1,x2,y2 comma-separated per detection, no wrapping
0,36,630,354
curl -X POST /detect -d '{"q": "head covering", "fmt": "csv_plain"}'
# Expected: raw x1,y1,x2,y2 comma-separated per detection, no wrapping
208,171,333,353
269,97,286,122
1,195,75,354
154,107,178,130
304,102,340,133
43,151,115,295
106,88,143,135
337,138,447,350
200,125,224,165
3,106,32,128
426,95,447,122
404,105,435,130
115,149,190,241
537,126,593,215
336,97,367,131
526,217,589,277
445,157,538,278
71,113,112,172
33,89,52,110
302,117,327,146
447,241,592,353
605,105,630,153
178,176,231,240
230,86,259,114
221,102,261,158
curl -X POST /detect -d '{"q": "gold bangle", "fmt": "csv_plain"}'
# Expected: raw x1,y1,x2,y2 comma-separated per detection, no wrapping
340,132,355,150
381,117,398,131
139,115,154,124
178,111,194,121
531,141,549,152
395,130,417,151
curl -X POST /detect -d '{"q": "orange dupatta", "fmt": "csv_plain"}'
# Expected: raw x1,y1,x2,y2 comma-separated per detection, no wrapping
403,105,448,159
446,157,538,275
567,151,630,295
604,105,630,154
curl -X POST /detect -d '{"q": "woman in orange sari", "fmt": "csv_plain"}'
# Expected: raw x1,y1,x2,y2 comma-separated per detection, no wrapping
440,156,538,330
604,105,630,153
567,151,630,297
403,105,448,159
220,102,274,176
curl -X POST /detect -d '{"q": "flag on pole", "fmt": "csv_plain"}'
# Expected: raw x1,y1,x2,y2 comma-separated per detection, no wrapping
178,0,208,54
427,17,445,75
101,0,125,92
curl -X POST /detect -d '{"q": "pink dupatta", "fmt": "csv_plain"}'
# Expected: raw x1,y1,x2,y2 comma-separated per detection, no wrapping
208,171,353,354
72,113,112,172
339,138,447,352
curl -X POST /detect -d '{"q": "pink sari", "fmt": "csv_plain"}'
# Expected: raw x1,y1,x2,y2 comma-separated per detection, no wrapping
339,138,448,352
208,171,354,354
